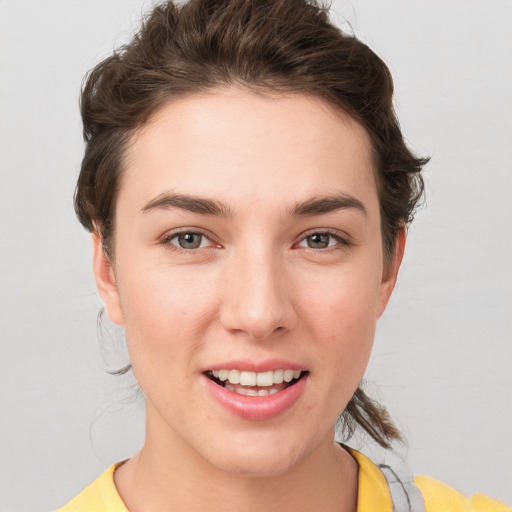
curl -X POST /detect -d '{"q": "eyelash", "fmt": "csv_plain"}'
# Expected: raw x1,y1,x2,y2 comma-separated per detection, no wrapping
296,229,352,251
159,229,219,252
159,228,352,253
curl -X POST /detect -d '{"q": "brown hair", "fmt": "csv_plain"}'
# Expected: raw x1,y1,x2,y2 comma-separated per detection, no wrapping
75,0,428,448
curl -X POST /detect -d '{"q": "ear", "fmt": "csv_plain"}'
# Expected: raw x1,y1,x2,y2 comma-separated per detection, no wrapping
376,226,406,318
92,232,124,325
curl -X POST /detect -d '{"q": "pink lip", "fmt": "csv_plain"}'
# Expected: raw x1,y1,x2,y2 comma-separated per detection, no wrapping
201,359,307,373
202,372,308,421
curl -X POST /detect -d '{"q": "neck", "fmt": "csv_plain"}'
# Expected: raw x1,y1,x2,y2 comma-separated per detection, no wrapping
114,407,358,512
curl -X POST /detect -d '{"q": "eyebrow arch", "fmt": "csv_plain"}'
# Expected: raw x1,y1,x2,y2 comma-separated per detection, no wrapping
141,193,232,217
290,193,367,217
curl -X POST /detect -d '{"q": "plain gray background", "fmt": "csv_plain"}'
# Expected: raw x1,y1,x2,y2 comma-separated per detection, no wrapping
1,1,511,510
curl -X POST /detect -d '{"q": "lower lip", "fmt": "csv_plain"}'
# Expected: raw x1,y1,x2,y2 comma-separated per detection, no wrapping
203,373,308,421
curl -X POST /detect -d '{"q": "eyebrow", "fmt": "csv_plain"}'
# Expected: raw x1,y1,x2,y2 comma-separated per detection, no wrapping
141,193,232,217
290,193,367,217
141,192,366,218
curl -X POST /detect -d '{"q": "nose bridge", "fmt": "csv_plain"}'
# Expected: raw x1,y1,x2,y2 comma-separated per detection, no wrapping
220,240,296,340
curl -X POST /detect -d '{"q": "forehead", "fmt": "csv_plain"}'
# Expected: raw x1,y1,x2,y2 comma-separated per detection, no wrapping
121,89,378,215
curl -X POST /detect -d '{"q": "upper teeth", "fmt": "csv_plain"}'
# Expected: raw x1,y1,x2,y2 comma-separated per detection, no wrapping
211,369,302,386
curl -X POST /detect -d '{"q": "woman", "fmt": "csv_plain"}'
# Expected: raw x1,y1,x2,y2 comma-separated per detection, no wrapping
57,0,510,511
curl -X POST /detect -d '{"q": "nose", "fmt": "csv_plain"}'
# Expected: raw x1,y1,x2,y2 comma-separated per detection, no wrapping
219,246,297,341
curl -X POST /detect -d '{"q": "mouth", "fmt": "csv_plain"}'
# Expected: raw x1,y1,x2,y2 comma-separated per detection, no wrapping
205,369,308,397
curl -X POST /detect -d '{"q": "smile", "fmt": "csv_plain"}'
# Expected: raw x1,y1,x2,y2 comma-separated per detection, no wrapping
203,367,309,421
205,369,307,397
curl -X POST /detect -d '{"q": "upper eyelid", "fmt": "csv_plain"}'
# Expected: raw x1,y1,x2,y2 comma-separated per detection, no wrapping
159,227,351,246
297,228,350,241
161,227,216,241
294,229,353,248
159,228,221,250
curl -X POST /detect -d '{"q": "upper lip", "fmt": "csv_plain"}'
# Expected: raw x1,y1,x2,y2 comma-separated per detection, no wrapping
201,359,308,373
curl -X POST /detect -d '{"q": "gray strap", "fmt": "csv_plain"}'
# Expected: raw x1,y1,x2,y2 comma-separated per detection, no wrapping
379,463,426,512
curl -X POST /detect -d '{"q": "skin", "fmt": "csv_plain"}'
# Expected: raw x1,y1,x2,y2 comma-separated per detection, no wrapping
92,89,405,512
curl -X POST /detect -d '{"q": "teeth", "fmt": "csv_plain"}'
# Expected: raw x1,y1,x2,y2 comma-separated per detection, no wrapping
228,370,240,384
211,369,304,387
273,369,284,384
256,371,273,387
224,383,258,396
283,369,294,382
239,371,257,386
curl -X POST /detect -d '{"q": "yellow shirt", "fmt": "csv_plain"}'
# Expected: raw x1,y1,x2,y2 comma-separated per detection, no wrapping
57,450,511,512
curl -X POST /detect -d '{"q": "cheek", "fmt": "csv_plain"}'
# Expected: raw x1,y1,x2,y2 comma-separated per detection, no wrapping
115,263,219,371
119,258,216,318
299,264,382,380
301,261,382,332
312,291,376,371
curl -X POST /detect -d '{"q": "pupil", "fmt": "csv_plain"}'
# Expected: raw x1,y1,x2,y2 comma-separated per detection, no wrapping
179,233,201,249
308,233,329,249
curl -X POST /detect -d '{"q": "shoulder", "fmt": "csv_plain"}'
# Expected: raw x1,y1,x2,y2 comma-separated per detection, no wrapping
414,475,511,512
56,463,128,512
345,445,510,512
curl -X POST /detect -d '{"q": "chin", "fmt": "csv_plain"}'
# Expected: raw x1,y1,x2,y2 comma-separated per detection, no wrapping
209,450,303,478
197,430,311,478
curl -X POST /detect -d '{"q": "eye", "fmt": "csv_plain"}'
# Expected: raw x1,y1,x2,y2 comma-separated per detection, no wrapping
297,231,348,250
165,231,214,250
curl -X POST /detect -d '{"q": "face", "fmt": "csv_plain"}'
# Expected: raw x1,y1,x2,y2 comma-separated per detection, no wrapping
93,90,402,477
